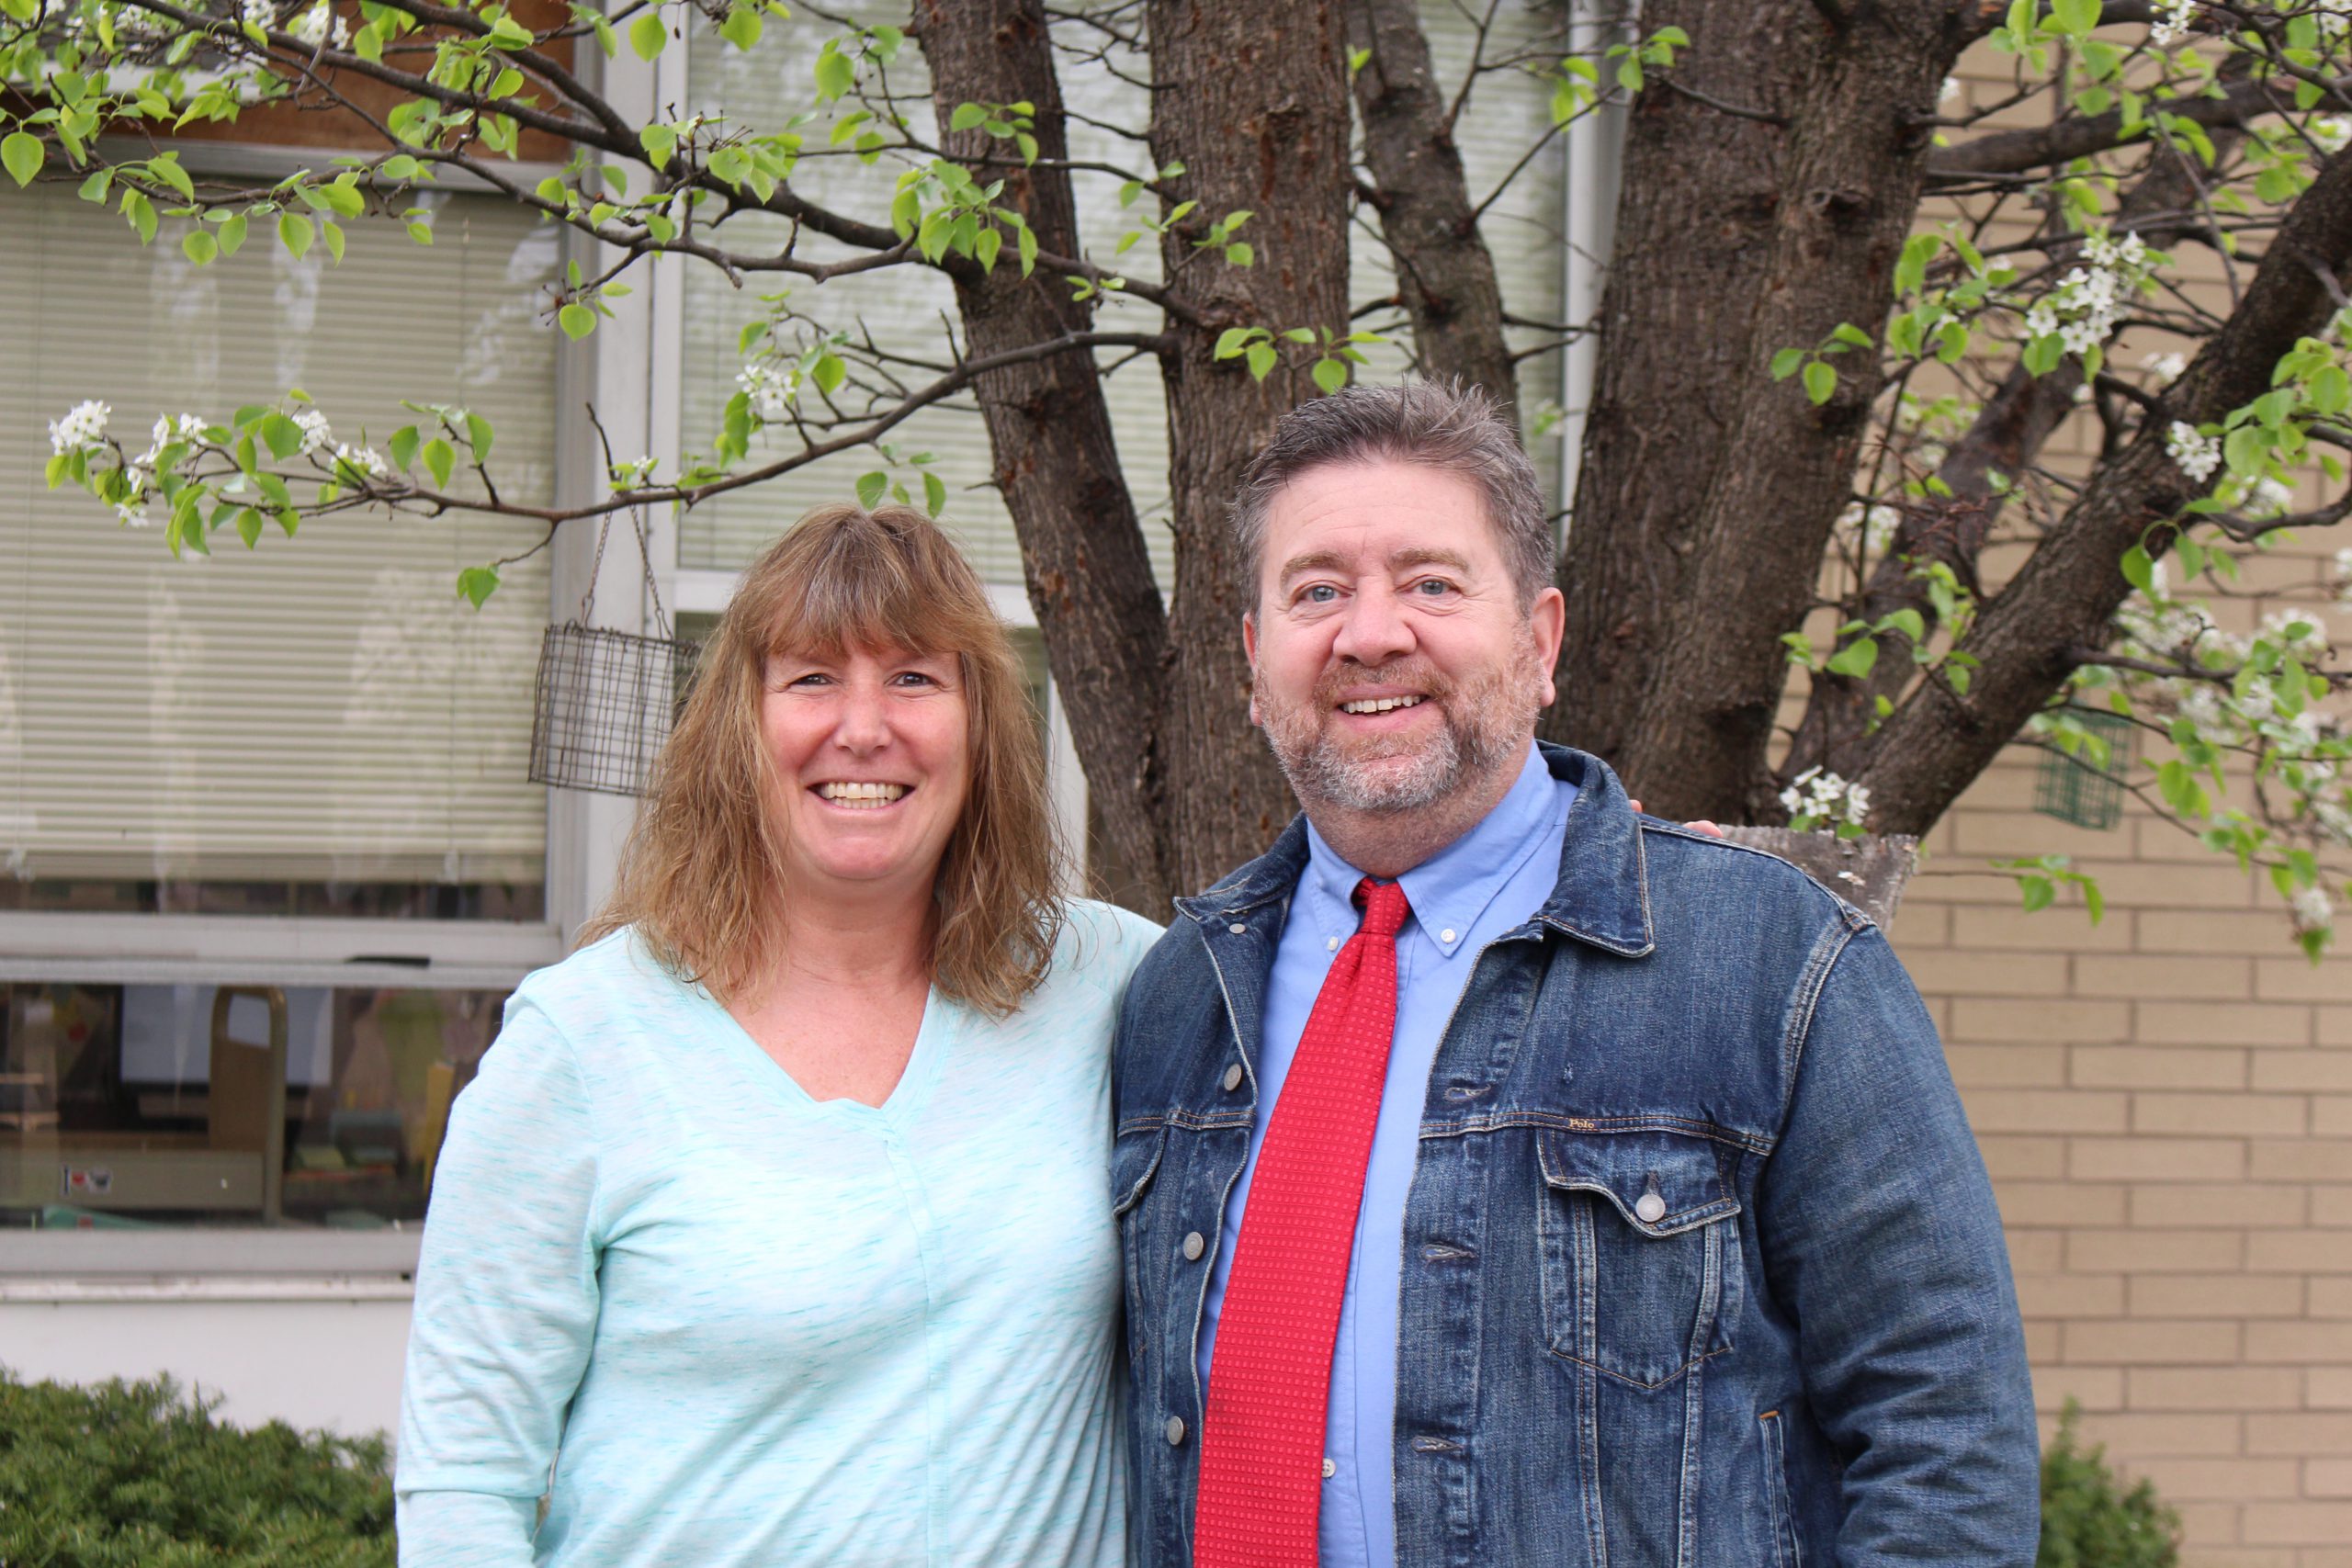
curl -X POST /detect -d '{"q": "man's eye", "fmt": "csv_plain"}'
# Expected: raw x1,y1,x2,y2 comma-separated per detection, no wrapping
1413,578,1456,596
1301,584,1340,604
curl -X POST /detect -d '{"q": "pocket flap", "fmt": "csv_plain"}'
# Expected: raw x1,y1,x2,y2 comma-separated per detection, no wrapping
1537,1127,1739,1237
1113,1126,1165,1217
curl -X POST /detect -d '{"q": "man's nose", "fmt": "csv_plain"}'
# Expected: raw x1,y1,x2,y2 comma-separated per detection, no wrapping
1331,583,1415,667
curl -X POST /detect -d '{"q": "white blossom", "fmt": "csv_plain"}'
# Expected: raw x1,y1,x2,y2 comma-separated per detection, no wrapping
2150,0,2197,47
2292,884,2335,934
333,442,388,480
737,363,797,421
2025,229,2150,357
2262,607,2330,654
1839,502,1901,555
2165,420,2222,484
285,0,347,46
1939,76,1961,105
48,399,110,456
292,407,334,457
1778,765,1871,832
2315,118,2352,156
2142,350,2187,385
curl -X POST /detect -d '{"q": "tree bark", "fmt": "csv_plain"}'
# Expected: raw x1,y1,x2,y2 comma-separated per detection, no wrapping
1580,1,1973,821
917,0,1179,909
1860,146,2352,831
1345,0,1518,418
1146,0,1354,894
1789,118,2247,780
1542,0,1830,773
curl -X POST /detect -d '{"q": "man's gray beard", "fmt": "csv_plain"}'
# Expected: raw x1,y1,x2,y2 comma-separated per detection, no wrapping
1256,656,1536,816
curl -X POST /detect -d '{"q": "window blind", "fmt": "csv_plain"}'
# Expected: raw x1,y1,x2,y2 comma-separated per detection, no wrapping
0,186,560,886
675,2,1567,589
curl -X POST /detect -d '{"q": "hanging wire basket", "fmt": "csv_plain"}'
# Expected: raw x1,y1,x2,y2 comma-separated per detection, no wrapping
2033,707,2139,831
527,509,695,797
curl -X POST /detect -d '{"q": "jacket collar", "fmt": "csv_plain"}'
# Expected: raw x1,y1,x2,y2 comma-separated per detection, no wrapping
1172,742,1654,958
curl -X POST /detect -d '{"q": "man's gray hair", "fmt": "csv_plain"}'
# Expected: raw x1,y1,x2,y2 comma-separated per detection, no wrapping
1230,379,1553,609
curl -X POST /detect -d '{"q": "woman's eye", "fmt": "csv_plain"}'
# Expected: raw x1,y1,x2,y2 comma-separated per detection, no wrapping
891,671,937,687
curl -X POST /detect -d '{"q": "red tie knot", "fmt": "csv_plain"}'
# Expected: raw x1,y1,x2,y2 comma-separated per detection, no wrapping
1353,877,1411,940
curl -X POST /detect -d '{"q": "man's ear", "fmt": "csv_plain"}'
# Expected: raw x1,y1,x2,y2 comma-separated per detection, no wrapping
1243,613,1260,727
1530,586,1565,707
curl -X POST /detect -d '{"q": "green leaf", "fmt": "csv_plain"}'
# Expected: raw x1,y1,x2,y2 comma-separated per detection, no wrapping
1016,221,1037,276
278,212,315,259
719,3,762,50
1825,637,1879,678
630,10,667,60
1244,341,1277,381
1225,242,1252,267
2,131,42,188
1881,608,1926,644
811,352,847,396
259,413,303,461
1214,326,1255,359
2018,874,2055,914
2050,0,2099,34
2120,544,2154,593
1830,321,1872,349
922,469,946,516
1802,360,1837,405
320,220,345,265
465,412,495,462
389,425,420,472
1770,346,1804,380
457,566,501,608
855,470,888,508
234,507,263,548
2312,365,2350,416
423,437,456,489
124,190,158,245
814,41,854,100
559,303,596,339
181,228,218,265
950,101,988,132
1311,356,1347,395
217,212,248,257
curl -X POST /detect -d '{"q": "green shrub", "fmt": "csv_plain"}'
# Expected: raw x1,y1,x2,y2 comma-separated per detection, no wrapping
2041,1399,2180,1568
0,1369,393,1567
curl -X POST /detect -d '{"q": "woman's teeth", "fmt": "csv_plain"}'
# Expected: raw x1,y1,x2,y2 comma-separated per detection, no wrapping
1340,695,1424,714
817,782,909,807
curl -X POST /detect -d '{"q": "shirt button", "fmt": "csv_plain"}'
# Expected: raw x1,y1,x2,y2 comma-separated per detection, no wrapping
1222,1063,1244,1092
1322,1457,1337,1479
1228,922,1247,935
1634,1192,1668,1224
1165,1416,1186,1446
1183,1231,1206,1261
1440,928,1457,943
1327,936,1340,952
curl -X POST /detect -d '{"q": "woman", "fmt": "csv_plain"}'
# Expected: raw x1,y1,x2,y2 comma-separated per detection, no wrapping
395,504,1160,1566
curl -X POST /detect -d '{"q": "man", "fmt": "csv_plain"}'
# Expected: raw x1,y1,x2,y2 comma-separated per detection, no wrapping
1112,380,2037,1567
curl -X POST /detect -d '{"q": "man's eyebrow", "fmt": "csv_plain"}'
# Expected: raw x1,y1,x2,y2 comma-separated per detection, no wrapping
1387,546,1473,574
1275,548,1353,586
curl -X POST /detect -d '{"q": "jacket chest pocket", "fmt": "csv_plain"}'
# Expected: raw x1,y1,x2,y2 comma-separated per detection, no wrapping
1535,1127,1743,1390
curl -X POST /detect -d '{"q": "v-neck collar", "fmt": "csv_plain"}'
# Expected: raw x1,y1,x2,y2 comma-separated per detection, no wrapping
684,976,953,1135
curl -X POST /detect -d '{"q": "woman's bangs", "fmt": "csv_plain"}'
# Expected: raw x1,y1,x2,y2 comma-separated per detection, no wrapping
761,530,956,660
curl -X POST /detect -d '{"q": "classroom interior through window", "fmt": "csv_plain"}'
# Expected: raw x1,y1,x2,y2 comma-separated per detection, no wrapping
1,979,507,1231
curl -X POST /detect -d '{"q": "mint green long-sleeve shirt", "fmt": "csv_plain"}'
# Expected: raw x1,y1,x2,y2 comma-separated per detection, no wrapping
395,902,1161,1567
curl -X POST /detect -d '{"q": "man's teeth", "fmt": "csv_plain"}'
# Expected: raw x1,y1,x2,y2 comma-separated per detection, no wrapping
1340,695,1425,714
818,782,909,807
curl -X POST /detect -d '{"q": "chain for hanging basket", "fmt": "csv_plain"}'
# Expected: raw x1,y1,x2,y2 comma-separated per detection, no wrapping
528,507,695,796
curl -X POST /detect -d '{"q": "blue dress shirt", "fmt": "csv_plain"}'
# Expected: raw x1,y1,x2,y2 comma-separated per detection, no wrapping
1195,743,1576,1568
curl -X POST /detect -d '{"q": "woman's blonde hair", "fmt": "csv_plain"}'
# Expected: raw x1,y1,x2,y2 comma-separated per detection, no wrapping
582,503,1064,1016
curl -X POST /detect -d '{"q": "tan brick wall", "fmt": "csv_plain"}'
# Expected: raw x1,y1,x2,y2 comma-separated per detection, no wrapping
1889,764,2352,1566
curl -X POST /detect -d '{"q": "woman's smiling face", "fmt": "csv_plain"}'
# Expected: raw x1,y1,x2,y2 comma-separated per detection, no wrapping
761,642,972,905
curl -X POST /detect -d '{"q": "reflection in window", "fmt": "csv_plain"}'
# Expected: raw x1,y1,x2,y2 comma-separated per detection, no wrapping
2,981,503,1229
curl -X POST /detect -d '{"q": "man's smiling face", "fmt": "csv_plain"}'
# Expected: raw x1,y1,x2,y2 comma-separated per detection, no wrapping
1245,457,1563,819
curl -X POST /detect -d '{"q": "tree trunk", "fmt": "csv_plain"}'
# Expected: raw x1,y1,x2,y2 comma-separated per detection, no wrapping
1146,0,1355,894
1346,0,1518,418
1604,1,1971,822
1542,0,1829,774
916,0,1180,910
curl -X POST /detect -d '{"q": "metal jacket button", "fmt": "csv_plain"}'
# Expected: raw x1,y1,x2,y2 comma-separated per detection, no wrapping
1222,1063,1244,1092
1634,1192,1668,1224
1227,922,1247,935
1183,1231,1206,1260
1165,1416,1186,1446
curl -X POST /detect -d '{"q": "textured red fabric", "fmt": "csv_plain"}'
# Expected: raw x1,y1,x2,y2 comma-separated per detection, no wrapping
1193,877,1411,1568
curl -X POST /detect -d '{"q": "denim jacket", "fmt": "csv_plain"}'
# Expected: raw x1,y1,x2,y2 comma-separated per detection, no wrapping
1112,745,2037,1568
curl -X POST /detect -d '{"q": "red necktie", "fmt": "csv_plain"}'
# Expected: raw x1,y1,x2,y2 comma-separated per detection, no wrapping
1194,876,1412,1568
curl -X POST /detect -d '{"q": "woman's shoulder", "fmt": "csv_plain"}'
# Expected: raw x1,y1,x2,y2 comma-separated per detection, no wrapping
509,927,703,1042
1024,897,1165,1010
